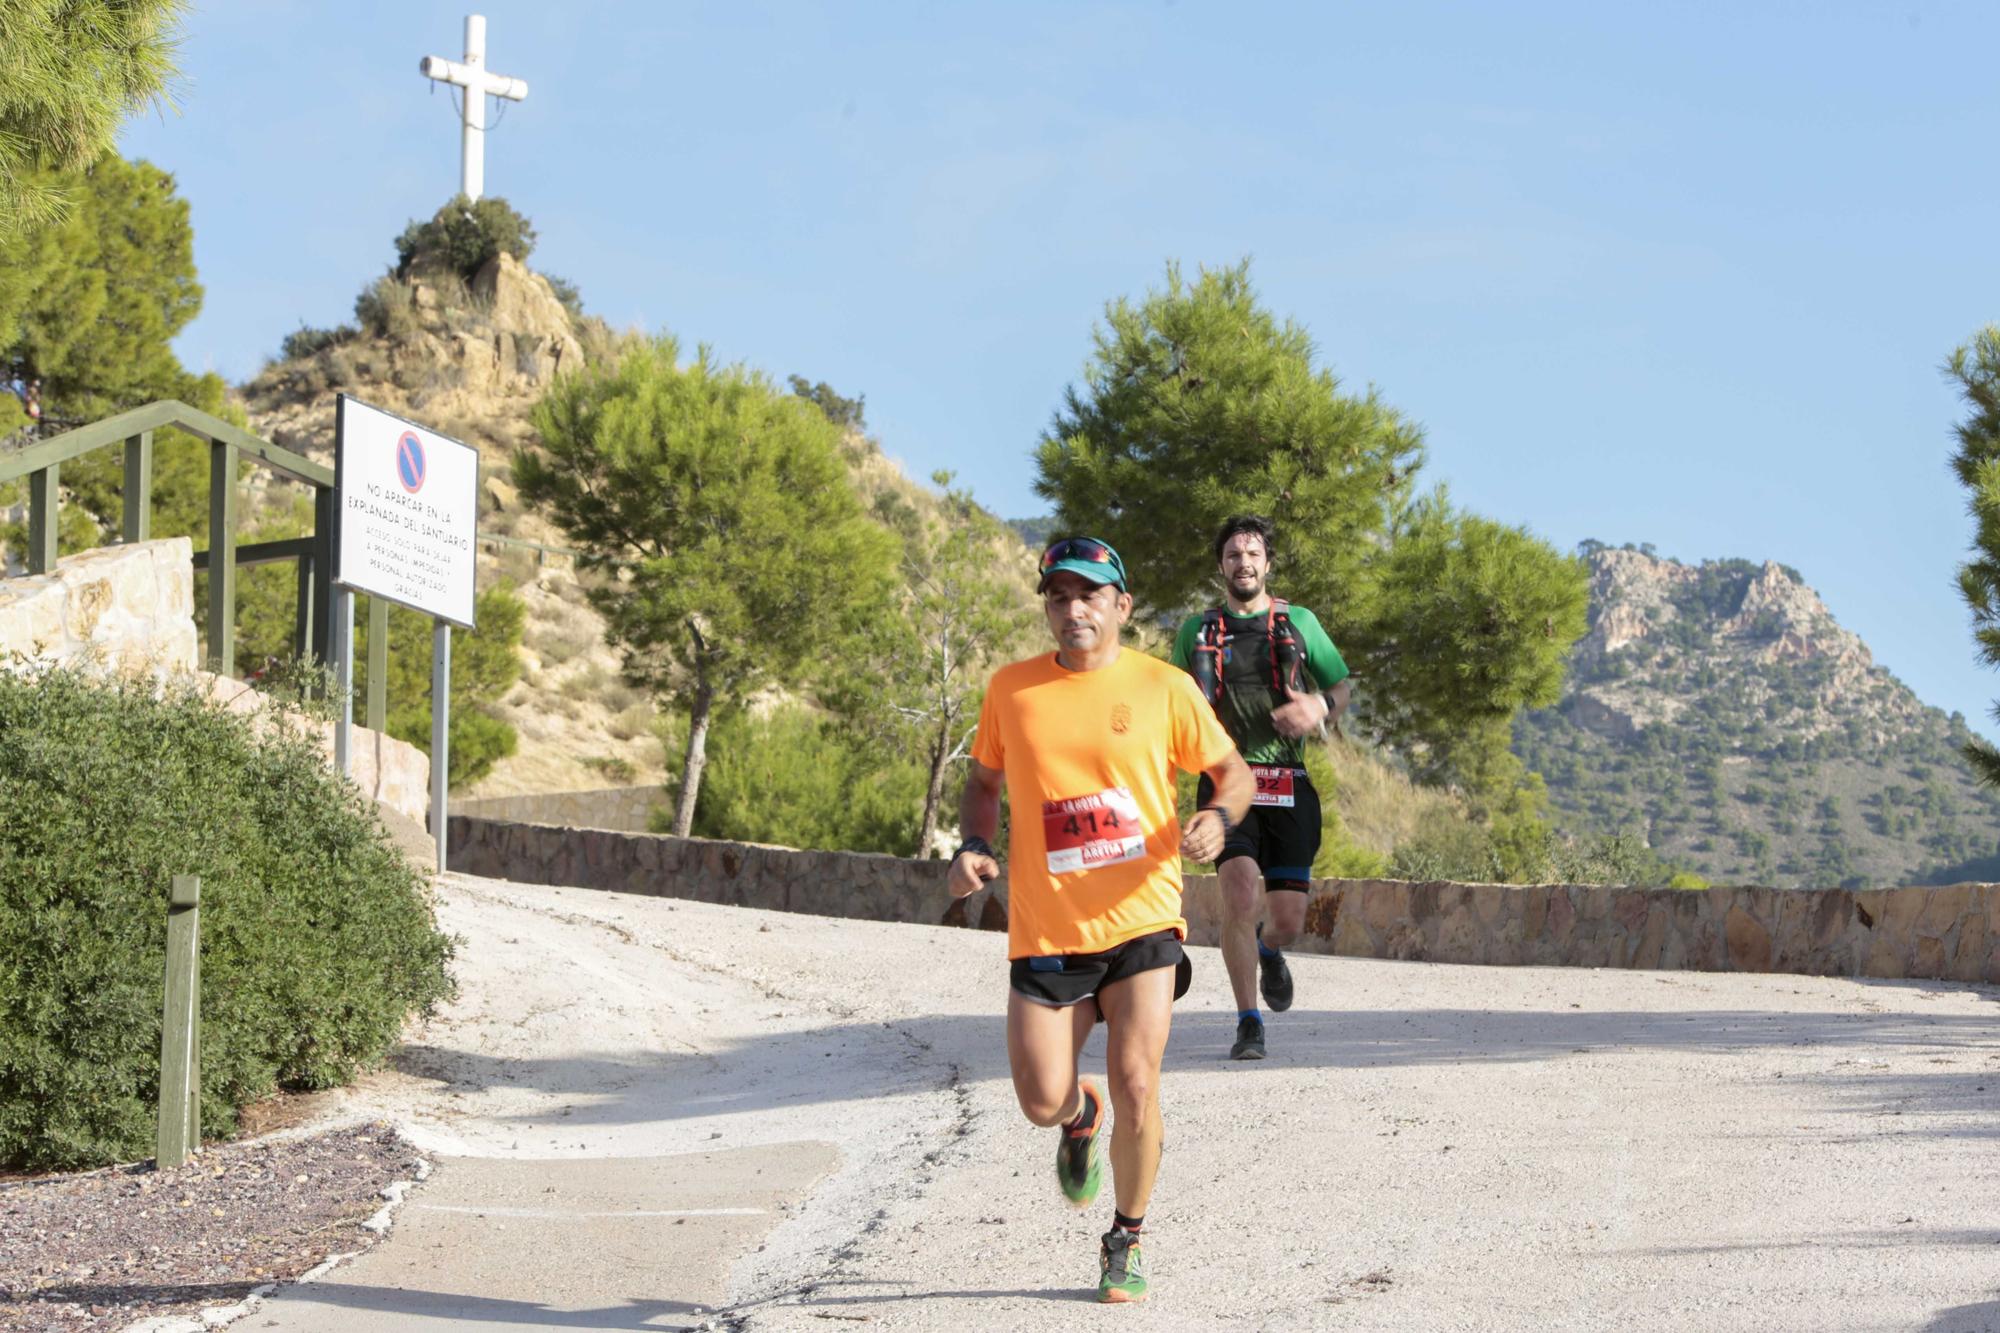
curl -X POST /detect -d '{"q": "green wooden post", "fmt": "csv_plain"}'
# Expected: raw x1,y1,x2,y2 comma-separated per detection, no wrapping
293,554,315,662
157,874,201,1169
309,486,335,670
121,431,153,544
26,464,57,574
366,597,388,731
206,442,237,676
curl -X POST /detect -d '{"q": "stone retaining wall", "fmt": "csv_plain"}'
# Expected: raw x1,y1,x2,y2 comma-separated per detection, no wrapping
447,815,1007,931
0,537,198,676
455,784,664,833
450,815,2000,983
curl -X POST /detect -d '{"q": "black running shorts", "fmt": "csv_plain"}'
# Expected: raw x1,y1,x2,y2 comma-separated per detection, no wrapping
1009,928,1194,1009
1197,766,1322,890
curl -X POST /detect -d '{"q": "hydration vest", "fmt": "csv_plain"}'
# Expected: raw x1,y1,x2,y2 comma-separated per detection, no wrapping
1189,599,1307,706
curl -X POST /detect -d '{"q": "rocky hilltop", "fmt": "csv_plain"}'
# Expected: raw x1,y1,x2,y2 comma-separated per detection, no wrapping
235,255,1037,801
237,254,660,798
1515,547,2000,888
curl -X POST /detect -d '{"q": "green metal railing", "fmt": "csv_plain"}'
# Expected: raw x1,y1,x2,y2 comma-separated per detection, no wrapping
0,399,337,682
3,400,580,732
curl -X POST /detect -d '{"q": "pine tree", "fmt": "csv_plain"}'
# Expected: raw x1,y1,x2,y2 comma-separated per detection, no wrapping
1035,259,1423,619
519,337,900,835
1947,326,2000,786
4,155,214,428
1035,259,1587,799
0,0,184,237
827,474,1038,856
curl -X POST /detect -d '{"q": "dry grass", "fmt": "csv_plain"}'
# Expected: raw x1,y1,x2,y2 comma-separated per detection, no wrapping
606,701,652,742
1311,733,1465,858
527,607,596,668
560,661,613,702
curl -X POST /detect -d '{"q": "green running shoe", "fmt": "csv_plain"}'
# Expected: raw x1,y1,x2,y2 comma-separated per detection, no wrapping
1056,1077,1104,1207
1098,1228,1148,1303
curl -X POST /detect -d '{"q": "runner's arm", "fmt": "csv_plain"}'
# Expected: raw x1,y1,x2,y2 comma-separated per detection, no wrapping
948,758,1004,898
1182,749,1253,863
1273,608,1352,736
1293,607,1350,693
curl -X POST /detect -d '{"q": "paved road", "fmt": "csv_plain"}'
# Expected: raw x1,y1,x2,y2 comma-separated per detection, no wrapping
258,873,2000,1332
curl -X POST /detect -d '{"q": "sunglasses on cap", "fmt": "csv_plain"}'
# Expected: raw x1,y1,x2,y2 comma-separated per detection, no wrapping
1037,536,1128,590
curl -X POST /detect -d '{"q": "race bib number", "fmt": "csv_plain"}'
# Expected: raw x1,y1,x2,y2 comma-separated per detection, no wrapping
1042,787,1146,875
1251,765,1298,808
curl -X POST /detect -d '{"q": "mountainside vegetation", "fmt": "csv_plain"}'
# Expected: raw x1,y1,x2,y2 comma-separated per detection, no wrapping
23,174,1981,888
1513,545,2000,888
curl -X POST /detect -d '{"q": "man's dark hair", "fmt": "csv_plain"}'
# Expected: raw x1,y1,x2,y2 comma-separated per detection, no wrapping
1213,514,1277,565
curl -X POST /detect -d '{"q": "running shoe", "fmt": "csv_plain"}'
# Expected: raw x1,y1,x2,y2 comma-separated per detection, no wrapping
1230,1013,1266,1061
1258,924,1295,1013
1057,1077,1104,1206
1099,1229,1148,1303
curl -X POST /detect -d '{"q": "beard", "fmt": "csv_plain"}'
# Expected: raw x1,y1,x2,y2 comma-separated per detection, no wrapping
1227,571,1264,602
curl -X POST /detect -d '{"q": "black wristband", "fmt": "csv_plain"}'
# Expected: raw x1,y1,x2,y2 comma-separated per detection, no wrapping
1197,803,1235,835
952,835,995,862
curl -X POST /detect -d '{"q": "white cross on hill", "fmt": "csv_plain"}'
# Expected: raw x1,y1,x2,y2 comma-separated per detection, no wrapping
419,14,529,201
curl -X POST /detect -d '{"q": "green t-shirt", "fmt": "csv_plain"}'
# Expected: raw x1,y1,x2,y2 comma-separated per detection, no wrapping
1169,602,1349,766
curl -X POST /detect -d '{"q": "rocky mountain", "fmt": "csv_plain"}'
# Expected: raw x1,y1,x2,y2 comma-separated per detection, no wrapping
1514,547,2000,888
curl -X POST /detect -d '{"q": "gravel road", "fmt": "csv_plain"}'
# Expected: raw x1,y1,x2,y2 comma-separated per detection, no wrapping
247,873,2000,1332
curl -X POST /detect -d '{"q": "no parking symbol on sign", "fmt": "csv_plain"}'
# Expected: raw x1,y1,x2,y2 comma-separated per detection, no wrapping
334,395,478,628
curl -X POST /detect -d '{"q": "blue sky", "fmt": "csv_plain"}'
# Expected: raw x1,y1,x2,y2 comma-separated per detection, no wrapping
123,2,2000,731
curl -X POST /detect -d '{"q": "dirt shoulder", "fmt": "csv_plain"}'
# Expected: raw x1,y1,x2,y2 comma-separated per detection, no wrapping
0,1124,419,1332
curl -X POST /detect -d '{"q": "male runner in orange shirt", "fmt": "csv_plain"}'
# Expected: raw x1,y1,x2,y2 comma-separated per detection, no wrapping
949,535,1251,1303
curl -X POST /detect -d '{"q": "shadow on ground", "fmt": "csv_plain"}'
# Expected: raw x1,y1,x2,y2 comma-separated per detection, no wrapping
386,993,2000,1139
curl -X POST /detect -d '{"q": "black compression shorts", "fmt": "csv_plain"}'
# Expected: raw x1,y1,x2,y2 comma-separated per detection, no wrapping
1197,766,1322,890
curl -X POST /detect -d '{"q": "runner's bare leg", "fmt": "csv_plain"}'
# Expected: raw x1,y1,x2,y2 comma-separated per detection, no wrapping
1095,965,1175,1217
1217,856,1264,1012
1007,991,1099,1126
1263,886,1307,950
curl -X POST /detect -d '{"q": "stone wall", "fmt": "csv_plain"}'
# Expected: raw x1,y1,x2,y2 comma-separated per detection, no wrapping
0,537,430,826
449,815,2000,983
448,816,1008,931
0,538,198,676
200,676,431,828
455,784,665,833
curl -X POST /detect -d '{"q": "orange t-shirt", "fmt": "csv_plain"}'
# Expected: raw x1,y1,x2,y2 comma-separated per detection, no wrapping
971,647,1237,959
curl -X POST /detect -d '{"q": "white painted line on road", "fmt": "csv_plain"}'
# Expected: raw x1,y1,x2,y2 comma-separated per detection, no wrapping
415,1204,767,1218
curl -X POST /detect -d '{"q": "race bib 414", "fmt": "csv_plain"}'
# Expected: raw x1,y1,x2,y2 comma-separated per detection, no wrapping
1042,787,1146,874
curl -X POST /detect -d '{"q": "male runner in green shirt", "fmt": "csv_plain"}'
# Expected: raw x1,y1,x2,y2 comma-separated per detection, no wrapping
1170,515,1351,1060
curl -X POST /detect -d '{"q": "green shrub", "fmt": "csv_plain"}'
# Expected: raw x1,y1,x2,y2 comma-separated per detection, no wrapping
354,273,419,340
655,705,925,854
0,667,455,1171
583,754,637,785
279,323,354,360
394,194,536,281
1389,812,1502,883
356,584,525,790
544,274,585,320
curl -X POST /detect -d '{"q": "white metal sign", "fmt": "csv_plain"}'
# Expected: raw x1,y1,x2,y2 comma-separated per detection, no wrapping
334,394,479,628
